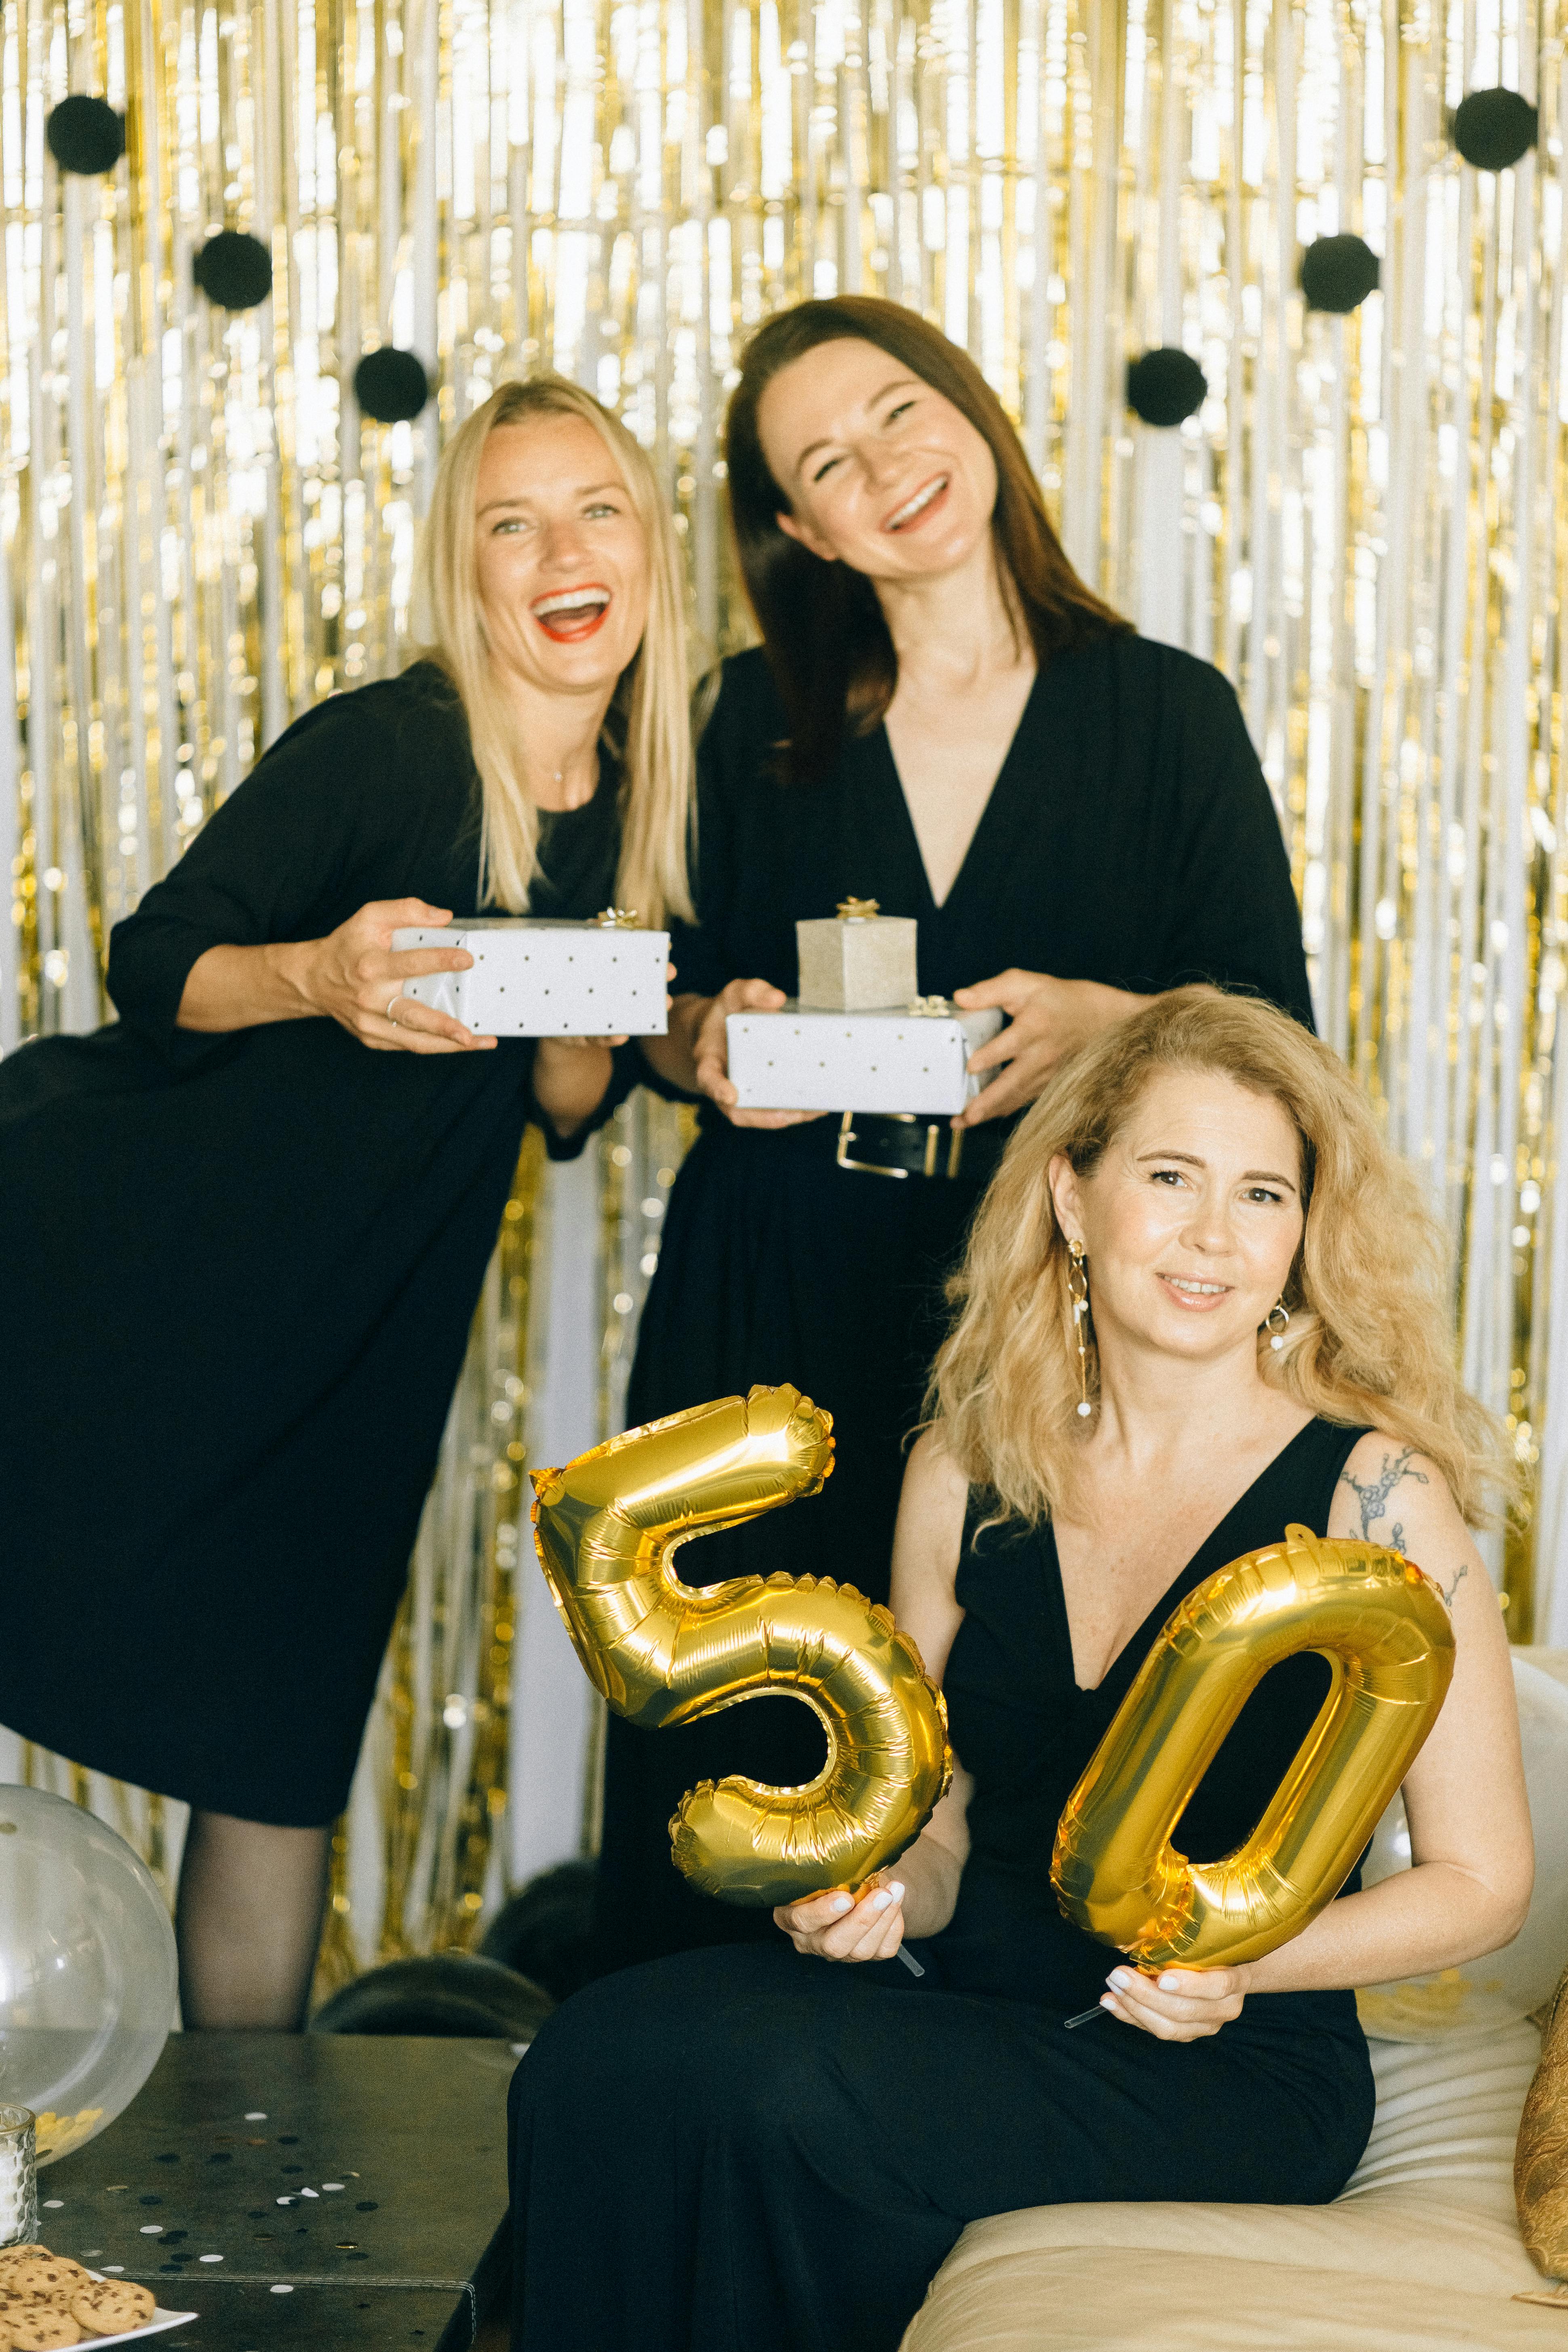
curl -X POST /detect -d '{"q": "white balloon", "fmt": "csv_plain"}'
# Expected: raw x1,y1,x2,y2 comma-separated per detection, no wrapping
0,1785,178,2162
1356,1657,1568,2040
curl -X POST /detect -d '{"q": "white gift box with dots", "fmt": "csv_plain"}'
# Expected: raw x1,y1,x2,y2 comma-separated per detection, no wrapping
726,1002,1004,1116
392,919,669,1037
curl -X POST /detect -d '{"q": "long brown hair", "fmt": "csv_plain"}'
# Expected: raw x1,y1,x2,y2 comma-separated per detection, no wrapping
928,990,1518,1531
725,297,1131,782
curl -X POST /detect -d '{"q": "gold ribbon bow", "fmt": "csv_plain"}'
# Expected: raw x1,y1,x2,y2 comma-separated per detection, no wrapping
835,896,881,920
596,906,640,928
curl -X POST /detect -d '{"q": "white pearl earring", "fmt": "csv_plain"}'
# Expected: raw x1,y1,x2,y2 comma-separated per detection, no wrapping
1068,1240,1093,1418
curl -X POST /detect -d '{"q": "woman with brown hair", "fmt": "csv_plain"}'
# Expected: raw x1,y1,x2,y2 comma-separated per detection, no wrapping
600,295,1316,1970
510,990,1529,2352
0,376,691,2031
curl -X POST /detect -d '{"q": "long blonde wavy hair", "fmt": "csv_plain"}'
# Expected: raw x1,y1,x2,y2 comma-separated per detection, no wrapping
412,377,694,925
929,988,1517,1530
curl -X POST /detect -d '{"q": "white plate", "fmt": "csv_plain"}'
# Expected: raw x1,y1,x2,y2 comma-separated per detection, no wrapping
66,2269,197,2346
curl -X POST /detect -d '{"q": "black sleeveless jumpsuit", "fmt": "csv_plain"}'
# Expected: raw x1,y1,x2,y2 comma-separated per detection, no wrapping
507,1419,1378,2351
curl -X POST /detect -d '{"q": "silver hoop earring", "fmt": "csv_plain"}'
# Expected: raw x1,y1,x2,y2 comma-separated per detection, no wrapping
1068,1240,1093,1418
1265,1299,1291,1353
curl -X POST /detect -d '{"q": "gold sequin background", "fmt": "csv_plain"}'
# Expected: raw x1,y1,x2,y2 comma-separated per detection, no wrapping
4,0,1566,1965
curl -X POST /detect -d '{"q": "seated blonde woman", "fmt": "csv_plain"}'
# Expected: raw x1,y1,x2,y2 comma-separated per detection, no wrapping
506,988,1531,2352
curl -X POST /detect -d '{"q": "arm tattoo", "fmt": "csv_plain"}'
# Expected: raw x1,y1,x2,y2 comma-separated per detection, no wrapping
1439,1563,1468,1608
1338,1446,1430,1541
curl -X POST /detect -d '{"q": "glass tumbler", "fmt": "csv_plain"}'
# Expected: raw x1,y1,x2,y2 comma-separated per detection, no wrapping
0,2106,38,2247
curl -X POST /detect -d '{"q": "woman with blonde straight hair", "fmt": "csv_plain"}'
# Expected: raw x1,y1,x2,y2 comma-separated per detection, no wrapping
506,987,1531,2352
416,375,694,928
0,373,691,2038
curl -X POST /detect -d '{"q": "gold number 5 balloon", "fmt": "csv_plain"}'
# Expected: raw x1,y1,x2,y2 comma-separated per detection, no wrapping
1052,1525,1454,1970
530,1383,952,1907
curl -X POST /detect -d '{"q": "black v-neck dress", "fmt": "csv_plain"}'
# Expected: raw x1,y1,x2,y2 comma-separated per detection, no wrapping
509,1420,1377,2352
0,664,626,1825
598,634,1315,1969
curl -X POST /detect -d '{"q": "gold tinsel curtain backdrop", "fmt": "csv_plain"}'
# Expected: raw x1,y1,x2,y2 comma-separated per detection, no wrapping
3,0,1567,1958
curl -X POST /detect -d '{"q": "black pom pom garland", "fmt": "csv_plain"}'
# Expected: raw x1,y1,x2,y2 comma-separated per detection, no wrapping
1298,233,1381,315
192,231,274,312
45,95,126,177
1125,347,1208,429
353,348,431,424
1452,88,1538,172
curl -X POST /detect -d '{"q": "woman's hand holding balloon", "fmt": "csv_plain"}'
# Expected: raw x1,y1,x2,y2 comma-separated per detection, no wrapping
1098,1962,1248,2041
774,1876,908,1964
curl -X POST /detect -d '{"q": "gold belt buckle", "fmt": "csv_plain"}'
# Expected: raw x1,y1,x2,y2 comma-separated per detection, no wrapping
835,1113,965,1179
836,1111,911,1178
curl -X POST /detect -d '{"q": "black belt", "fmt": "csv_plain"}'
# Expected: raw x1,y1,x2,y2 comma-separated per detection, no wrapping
832,1110,1007,1183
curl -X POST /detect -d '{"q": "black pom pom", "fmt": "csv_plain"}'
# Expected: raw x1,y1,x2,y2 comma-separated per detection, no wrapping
192,230,273,312
1125,347,1208,429
1452,87,1538,171
46,95,125,177
1298,234,1381,314
353,347,431,424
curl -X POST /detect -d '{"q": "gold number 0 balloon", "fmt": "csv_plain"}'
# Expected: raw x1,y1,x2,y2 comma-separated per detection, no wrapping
1051,1525,1455,1971
530,1383,952,1907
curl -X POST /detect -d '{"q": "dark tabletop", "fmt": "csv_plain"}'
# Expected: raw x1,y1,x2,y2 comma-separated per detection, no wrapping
43,2034,515,2350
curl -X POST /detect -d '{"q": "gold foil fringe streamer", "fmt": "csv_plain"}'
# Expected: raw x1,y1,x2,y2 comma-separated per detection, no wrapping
579,1088,698,1850
7,0,1568,1956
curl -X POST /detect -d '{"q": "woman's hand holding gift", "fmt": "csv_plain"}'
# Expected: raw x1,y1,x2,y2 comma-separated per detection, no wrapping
951,970,1153,1126
180,896,496,1052
301,898,495,1053
652,977,828,1129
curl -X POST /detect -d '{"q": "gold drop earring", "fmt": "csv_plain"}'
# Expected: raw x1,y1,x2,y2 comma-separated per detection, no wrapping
1265,1298,1291,1353
1068,1239,1093,1419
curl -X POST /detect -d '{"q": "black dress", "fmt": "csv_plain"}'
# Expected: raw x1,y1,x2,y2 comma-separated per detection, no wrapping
0,663,625,1826
598,633,1316,1968
509,1419,1377,2352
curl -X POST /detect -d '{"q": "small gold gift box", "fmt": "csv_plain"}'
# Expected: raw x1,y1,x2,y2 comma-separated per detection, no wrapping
796,898,919,1011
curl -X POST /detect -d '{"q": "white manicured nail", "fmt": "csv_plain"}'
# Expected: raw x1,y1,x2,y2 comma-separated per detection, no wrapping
830,1894,852,1914
889,1883,905,1903
870,1890,893,1912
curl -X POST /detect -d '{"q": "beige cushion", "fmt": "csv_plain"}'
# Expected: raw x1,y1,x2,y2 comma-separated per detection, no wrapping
1517,1964,1568,2277
1522,1649,1568,1696
901,2246,1568,2348
902,2022,1554,2350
